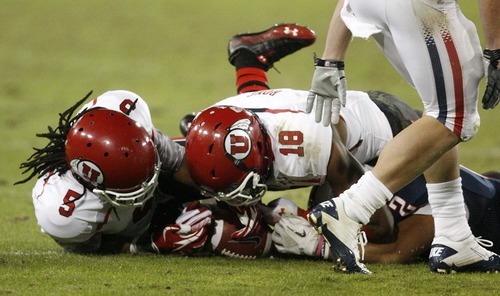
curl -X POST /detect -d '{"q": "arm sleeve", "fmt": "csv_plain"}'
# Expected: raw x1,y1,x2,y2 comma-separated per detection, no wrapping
154,128,185,174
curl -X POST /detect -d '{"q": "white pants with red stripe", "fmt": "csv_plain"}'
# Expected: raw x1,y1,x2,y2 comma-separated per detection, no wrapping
342,0,482,141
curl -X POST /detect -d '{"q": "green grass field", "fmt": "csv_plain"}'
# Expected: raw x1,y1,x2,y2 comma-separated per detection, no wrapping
1,1,498,295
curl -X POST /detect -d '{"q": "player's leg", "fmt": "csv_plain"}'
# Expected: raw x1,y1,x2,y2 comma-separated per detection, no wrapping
179,24,316,136
228,24,316,94
376,1,499,273
367,1,499,273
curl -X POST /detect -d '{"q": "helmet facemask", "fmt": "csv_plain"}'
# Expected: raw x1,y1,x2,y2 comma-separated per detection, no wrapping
92,153,161,208
200,171,268,206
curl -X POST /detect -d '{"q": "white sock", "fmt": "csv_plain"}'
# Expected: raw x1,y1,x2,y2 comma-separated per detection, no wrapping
340,171,393,224
427,178,472,241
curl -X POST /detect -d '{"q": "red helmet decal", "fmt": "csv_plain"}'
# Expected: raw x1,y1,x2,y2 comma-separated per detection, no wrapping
69,159,104,186
224,119,252,160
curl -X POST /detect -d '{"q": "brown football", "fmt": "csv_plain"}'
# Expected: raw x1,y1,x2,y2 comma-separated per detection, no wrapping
208,209,273,259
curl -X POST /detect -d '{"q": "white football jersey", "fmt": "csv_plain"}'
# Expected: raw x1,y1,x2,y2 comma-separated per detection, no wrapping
33,171,153,243
214,88,392,189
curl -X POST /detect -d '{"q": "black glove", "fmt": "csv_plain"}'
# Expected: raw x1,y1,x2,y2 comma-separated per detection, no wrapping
482,49,500,109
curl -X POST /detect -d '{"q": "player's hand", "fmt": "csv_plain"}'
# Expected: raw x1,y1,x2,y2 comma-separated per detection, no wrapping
151,224,209,255
272,214,329,259
482,49,500,109
175,201,212,233
259,197,309,225
230,204,263,240
306,58,346,126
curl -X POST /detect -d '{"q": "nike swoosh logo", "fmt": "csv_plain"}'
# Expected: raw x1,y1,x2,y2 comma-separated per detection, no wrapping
287,225,306,237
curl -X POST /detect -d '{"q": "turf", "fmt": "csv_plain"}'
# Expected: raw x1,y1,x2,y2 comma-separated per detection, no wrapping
0,1,498,295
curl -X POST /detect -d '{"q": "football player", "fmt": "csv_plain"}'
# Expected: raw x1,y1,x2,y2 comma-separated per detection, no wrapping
305,0,500,274
15,89,212,254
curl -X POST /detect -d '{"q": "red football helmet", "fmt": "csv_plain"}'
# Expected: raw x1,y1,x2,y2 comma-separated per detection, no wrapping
185,105,271,206
65,108,160,207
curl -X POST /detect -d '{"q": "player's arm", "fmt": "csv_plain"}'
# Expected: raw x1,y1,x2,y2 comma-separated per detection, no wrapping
173,157,197,188
478,0,500,50
154,129,198,188
306,0,351,125
363,214,434,264
362,205,396,244
326,124,365,196
322,0,351,61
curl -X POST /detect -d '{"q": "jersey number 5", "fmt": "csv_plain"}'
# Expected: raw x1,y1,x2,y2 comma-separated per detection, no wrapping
59,189,83,217
278,131,304,156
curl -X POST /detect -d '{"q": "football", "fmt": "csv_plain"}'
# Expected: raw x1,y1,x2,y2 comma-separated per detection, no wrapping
208,209,273,259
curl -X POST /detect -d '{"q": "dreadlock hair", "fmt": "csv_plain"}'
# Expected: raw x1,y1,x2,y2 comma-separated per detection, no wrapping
15,91,93,185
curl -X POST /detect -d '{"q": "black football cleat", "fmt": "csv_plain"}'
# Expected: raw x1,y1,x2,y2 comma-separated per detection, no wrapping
228,23,316,70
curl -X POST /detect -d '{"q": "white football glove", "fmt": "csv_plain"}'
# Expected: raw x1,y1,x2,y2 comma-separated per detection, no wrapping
259,197,300,225
272,214,330,259
175,201,212,233
306,59,346,126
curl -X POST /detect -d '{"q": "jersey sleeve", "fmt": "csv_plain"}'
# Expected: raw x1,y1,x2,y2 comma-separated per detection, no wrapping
154,128,185,174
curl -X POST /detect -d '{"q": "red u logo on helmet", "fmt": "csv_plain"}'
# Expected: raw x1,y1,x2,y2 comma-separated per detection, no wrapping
230,133,250,155
225,129,251,160
69,159,104,186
